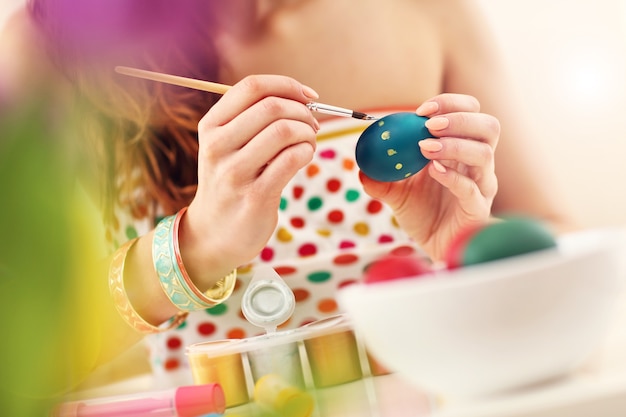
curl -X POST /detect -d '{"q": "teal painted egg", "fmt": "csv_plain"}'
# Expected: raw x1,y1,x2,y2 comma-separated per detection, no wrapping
356,112,430,182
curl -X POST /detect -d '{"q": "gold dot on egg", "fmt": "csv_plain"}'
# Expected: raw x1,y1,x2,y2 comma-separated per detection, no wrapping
387,149,397,156
404,172,412,178
395,163,403,170
378,121,385,127
381,131,391,140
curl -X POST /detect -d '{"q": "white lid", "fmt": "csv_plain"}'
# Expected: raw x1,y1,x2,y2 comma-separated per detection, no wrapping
241,266,295,332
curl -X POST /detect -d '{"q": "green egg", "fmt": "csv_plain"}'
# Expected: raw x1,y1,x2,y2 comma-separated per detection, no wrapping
355,112,430,182
461,217,557,266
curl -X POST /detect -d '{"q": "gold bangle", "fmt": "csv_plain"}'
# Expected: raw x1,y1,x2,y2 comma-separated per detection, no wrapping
109,238,188,334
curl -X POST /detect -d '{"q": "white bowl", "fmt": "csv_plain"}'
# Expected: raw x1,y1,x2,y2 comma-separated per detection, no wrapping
338,228,626,400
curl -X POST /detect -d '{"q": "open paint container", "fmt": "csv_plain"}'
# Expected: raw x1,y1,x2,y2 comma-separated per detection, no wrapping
186,267,390,408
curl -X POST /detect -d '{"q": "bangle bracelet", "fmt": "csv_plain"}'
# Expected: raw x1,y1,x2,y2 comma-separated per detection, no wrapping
109,238,188,334
153,208,237,311
171,207,237,305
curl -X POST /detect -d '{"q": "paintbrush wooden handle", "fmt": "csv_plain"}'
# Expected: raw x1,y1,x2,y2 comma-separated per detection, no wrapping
115,66,231,95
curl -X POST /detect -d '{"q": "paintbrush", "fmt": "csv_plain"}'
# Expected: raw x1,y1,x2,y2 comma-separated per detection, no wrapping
114,66,377,121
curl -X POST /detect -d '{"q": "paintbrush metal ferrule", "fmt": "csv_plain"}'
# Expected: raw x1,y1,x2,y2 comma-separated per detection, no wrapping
306,102,377,121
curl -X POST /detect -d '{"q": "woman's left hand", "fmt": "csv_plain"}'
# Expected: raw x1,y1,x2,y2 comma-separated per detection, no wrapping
359,93,500,261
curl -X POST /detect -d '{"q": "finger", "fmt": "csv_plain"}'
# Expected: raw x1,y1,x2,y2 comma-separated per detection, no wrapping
234,118,318,178
420,138,497,197
428,162,495,218
257,141,316,191
424,112,500,148
419,137,494,171
416,93,481,117
216,96,319,152
201,74,318,127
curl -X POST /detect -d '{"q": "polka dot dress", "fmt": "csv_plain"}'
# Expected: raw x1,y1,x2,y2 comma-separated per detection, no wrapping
105,111,428,386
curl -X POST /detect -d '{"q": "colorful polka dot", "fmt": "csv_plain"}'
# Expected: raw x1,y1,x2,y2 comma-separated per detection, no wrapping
327,178,341,192
274,266,297,275
307,164,320,177
299,243,317,257
317,229,332,237
307,271,332,283
293,186,304,200
279,197,288,211
125,225,138,240
378,234,394,244
319,149,336,159
353,222,370,236
343,158,355,170
307,197,323,211
327,210,344,224
226,328,246,339
333,253,359,265
317,298,338,314
164,358,180,371
260,247,275,262
291,217,305,228
276,227,293,242
166,337,182,350
197,322,216,336
339,240,356,249
345,189,360,202
367,200,383,214
206,304,227,316
293,288,311,302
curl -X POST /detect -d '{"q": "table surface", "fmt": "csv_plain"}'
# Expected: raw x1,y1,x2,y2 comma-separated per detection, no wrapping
72,292,626,417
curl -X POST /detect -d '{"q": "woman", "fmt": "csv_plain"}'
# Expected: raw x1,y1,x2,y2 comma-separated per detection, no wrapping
1,0,575,389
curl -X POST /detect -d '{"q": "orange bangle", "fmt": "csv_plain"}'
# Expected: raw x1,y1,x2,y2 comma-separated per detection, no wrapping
171,207,237,307
109,238,188,334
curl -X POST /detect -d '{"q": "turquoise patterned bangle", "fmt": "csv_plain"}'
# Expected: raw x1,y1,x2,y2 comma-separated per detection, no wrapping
152,208,237,312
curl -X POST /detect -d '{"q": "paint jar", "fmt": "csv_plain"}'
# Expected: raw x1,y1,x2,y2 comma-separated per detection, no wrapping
187,339,250,408
302,315,363,388
247,332,306,389
254,374,314,417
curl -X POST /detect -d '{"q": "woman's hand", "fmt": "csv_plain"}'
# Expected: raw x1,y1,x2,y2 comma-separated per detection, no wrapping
181,74,320,284
359,93,500,261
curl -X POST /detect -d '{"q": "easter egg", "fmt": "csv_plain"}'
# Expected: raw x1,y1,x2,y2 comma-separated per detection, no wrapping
363,253,433,284
445,217,558,269
356,112,430,182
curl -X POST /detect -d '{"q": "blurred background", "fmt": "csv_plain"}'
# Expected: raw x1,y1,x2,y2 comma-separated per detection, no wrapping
2,0,625,229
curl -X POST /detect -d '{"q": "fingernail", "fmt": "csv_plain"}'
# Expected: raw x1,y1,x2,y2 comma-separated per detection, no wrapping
418,139,443,152
302,84,320,100
432,160,447,173
416,101,439,116
425,117,449,131
313,118,321,132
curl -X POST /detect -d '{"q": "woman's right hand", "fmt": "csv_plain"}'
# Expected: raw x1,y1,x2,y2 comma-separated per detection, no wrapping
180,74,320,286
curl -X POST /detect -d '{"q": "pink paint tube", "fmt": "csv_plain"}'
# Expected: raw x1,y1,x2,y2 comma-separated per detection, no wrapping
51,383,225,417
